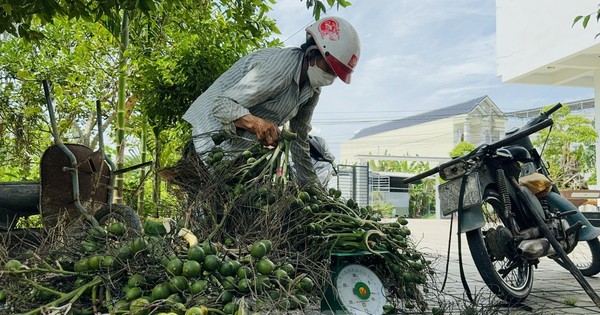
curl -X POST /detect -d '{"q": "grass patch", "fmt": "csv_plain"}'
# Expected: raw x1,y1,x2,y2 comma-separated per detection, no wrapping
563,297,578,306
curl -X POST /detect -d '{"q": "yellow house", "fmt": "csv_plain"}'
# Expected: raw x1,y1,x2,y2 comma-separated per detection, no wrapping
340,96,507,163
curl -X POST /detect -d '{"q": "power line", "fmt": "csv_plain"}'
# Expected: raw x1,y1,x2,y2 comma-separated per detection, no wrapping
311,112,507,125
281,19,313,44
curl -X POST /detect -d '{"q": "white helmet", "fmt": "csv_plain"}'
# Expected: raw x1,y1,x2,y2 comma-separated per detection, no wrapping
305,16,360,84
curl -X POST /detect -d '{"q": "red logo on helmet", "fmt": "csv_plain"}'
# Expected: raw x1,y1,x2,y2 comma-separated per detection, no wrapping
348,54,358,69
318,19,340,41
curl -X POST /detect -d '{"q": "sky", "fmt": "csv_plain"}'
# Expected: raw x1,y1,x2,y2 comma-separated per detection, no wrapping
267,0,595,159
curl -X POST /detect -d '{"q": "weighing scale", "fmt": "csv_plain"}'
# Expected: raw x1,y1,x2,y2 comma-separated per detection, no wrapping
321,251,387,315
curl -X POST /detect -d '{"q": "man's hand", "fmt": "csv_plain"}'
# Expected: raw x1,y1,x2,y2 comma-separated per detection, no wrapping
234,114,280,147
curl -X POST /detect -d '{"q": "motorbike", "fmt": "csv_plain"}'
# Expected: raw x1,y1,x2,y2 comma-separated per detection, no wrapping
404,103,600,307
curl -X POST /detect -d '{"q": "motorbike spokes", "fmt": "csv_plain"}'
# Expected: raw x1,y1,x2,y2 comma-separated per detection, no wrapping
489,256,530,289
563,238,600,277
498,260,520,277
568,241,594,269
466,189,533,304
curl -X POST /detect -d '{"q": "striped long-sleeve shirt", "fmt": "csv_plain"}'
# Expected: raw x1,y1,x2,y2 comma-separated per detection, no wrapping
182,47,321,186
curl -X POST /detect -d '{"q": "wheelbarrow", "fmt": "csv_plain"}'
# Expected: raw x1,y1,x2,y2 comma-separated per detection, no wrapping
0,80,148,237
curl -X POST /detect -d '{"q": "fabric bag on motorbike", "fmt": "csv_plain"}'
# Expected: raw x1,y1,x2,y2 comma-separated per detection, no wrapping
518,173,552,197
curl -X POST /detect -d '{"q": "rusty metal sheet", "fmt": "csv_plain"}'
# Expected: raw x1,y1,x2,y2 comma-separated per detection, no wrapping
40,144,111,228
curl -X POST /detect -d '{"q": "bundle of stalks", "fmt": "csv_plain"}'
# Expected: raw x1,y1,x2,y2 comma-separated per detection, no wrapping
0,130,433,314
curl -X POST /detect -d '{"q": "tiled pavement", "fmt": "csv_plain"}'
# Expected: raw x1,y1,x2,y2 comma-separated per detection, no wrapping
407,218,600,314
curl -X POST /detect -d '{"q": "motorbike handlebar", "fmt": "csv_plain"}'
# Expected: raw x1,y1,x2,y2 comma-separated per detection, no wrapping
403,103,562,185
488,118,553,151
544,103,563,117
403,165,440,184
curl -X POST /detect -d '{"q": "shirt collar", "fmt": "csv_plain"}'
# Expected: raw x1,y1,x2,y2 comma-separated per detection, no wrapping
294,49,321,94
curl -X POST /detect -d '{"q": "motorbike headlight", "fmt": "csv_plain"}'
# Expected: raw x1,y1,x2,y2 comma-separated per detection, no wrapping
440,160,469,181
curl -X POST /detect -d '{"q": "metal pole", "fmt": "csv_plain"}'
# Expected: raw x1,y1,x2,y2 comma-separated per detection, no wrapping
43,81,60,145
366,162,370,206
352,165,357,202
42,80,99,227
595,70,600,195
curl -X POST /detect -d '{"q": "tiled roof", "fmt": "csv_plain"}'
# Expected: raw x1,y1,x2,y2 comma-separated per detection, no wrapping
351,95,488,139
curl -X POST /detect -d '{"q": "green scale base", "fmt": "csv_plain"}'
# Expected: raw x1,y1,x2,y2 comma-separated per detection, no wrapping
320,251,388,315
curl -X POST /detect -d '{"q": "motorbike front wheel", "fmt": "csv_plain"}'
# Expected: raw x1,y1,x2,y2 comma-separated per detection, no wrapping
465,189,534,305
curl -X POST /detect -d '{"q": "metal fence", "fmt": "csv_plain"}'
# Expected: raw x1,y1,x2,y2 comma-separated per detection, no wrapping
336,164,369,206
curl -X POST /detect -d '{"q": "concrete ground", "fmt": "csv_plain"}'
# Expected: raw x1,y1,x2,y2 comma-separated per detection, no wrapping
407,218,600,314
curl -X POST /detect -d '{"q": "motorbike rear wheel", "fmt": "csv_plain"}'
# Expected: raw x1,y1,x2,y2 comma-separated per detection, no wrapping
466,189,534,305
565,238,600,277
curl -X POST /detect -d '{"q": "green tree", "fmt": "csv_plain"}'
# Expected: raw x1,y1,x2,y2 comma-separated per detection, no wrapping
0,0,353,213
0,17,119,181
533,105,597,189
0,0,350,40
124,0,283,208
369,153,435,218
449,141,475,158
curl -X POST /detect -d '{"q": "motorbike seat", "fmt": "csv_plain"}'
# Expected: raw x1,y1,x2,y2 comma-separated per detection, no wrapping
496,145,532,162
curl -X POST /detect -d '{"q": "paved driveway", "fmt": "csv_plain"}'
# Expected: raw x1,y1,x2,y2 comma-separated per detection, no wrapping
407,218,600,314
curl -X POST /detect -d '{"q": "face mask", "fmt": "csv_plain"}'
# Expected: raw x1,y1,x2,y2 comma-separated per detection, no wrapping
307,64,336,87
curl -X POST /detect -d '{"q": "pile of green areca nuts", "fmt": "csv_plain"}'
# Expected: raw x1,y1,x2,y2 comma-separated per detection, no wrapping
0,130,433,314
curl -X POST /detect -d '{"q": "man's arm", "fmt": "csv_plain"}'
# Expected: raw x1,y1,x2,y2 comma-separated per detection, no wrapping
233,114,280,147
212,66,288,140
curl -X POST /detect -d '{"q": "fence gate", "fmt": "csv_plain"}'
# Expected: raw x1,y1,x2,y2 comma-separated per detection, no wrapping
336,164,369,206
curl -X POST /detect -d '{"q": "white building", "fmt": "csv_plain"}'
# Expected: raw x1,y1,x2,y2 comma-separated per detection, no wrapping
340,95,507,164
496,0,600,183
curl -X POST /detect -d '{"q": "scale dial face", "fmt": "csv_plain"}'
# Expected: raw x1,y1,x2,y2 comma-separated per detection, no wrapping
334,264,386,315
